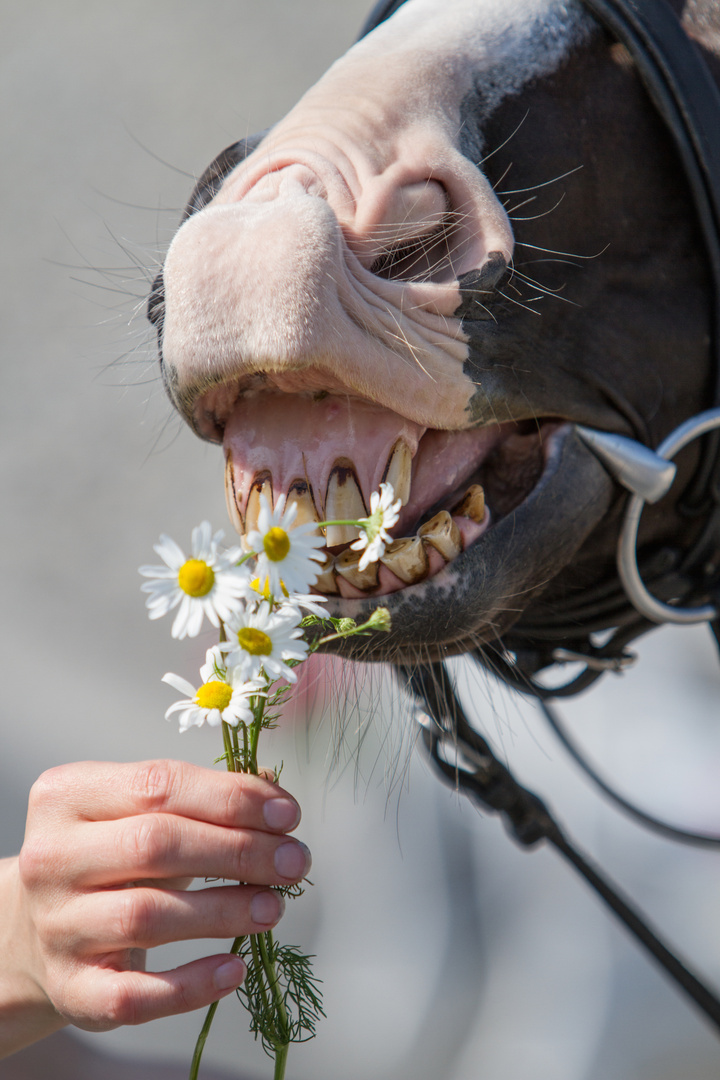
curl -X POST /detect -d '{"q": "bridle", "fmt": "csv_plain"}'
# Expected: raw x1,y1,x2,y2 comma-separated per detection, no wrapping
361,0,720,1037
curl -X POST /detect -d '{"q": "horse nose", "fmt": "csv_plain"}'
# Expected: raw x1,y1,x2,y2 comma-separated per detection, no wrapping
160,178,344,391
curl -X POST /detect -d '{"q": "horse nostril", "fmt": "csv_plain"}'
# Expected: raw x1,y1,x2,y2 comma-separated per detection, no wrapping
369,215,458,282
351,177,455,283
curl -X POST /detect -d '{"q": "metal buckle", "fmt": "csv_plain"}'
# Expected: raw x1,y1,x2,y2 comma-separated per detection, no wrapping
615,409,720,624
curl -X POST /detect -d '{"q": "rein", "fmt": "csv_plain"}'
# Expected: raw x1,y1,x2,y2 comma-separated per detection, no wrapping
360,0,720,1035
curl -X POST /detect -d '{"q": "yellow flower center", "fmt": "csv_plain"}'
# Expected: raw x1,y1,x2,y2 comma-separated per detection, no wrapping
263,527,291,562
195,681,233,711
237,626,273,656
251,576,289,599
178,558,215,597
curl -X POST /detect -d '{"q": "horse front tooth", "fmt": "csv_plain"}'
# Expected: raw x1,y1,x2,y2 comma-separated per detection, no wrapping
382,439,412,506
454,484,486,523
287,478,322,535
418,510,462,560
314,553,340,594
224,454,244,536
324,460,367,547
245,472,273,535
335,548,379,590
380,536,429,583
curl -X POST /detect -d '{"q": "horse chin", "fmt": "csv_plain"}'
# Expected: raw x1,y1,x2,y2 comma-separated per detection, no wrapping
311,423,615,663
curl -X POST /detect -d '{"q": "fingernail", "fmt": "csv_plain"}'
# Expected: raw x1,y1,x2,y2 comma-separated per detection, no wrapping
251,889,285,926
214,957,246,990
274,840,311,880
263,796,301,831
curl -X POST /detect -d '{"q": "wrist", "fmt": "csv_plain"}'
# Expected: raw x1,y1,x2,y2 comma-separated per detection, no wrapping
0,857,67,1058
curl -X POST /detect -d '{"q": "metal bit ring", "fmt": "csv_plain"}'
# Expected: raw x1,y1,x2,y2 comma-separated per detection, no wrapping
617,408,720,624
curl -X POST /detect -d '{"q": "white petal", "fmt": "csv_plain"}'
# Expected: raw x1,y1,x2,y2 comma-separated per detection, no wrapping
138,565,178,579
201,598,220,628
153,535,186,569
191,521,214,560
171,595,193,639
146,595,179,618
185,601,205,639
162,672,198,697
177,707,202,731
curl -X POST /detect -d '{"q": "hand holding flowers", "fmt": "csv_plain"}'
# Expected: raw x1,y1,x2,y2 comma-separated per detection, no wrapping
4,760,306,1057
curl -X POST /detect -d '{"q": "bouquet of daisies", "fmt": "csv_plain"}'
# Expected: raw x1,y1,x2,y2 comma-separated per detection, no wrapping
139,486,398,1080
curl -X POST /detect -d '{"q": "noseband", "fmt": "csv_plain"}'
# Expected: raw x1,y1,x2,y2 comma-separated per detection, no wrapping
362,0,720,1035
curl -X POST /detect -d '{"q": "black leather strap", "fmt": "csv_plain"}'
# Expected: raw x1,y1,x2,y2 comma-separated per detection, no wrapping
399,661,720,1033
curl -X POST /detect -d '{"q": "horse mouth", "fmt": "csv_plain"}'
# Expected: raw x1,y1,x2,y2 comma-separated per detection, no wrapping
217,387,565,602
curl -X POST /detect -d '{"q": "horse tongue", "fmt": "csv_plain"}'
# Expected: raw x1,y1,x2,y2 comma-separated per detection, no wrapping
222,392,425,535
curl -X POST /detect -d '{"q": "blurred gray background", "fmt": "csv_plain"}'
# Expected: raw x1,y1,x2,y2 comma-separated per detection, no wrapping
2,2,720,1078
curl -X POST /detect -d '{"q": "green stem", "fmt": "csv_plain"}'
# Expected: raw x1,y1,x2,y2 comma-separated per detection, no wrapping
252,930,290,1079
248,698,264,775
188,936,245,1080
188,999,219,1080
318,611,390,645
242,719,249,770
273,1041,289,1080
249,935,274,1032
258,930,290,1043
317,517,366,528
221,720,237,772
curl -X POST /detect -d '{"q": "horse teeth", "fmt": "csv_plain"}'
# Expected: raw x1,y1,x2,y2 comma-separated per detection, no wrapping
382,439,412,506
418,510,462,560
454,484,486,523
245,472,273,535
286,478,322,535
335,547,379,590
224,454,244,536
380,536,429,583
314,553,340,594
324,460,367,547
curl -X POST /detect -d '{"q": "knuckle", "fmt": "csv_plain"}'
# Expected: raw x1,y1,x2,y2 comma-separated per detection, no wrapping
128,759,184,812
18,834,63,891
233,830,255,880
99,979,140,1028
219,776,251,824
43,970,118,1031
113,890,160,947
27,764,75,814
33,904,74,953
117,814,180,875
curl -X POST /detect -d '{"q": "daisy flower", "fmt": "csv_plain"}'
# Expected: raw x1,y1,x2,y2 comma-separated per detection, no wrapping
162,648,264,732
139,521,251,639
245,494,326,598
351,482,402,571
220,601,309,683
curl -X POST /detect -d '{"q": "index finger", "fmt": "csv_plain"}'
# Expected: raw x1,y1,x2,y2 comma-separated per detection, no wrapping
28,760,301,833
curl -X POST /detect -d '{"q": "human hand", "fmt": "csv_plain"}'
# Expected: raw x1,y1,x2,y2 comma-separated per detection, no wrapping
0,759,309,1055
